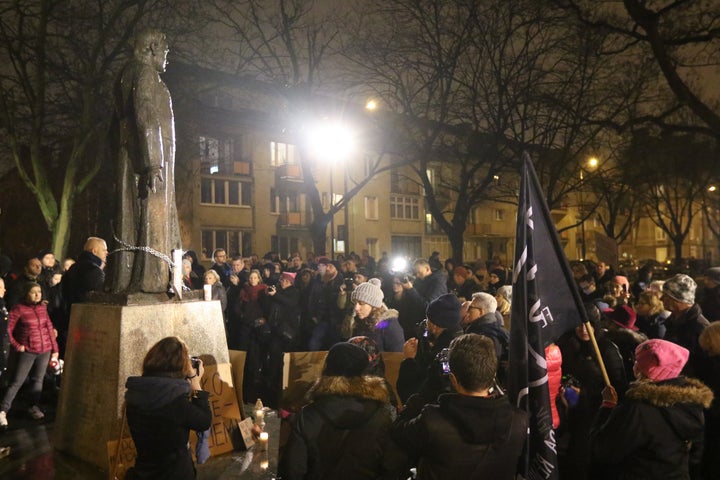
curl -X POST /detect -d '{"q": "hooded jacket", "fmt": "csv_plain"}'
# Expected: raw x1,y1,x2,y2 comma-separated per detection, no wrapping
279,375,399,480
591,377,714,480
352,307,405,353
392,393,527,480
125,376,212,480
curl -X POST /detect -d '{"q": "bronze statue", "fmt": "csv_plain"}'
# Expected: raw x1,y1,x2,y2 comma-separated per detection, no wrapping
108,30,180,293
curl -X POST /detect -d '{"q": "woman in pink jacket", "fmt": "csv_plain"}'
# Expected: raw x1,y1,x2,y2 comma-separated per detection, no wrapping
0,281,58,428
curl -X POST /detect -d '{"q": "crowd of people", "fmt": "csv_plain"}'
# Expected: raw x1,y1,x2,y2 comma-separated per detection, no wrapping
0,240,718,479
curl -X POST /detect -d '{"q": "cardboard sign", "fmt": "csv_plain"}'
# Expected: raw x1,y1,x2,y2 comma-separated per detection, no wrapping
238,417,257,450
106,435,135,480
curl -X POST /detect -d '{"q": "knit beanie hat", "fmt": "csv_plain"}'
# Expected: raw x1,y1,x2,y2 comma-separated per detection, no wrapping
351,278,384,308
634,339,689,382
426,293,461,329
280,271,296,282
662,274,696,304
323,342,369,377
490,268,506,285
608,305,638,331
705,267,720,285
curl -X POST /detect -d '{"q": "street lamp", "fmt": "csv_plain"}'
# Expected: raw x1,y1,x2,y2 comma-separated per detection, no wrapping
306,121,355,259
579,156,600,260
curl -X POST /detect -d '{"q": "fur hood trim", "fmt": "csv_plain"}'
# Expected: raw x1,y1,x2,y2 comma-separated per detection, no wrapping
309,375,389,403
380,307,399,320
627,377,714,409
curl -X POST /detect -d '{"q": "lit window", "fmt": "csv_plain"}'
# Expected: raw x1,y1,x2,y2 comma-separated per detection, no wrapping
365,196,378,220
200,178,252,206
270,141,296,167
390,196,420,220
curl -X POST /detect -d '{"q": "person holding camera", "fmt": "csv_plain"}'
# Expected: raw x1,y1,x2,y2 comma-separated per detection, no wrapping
396,293,464,405
124,336,211,480
259,271,301,408
392,334,528,479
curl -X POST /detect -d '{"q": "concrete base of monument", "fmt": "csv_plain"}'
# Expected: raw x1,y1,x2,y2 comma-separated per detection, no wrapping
54,298,228,471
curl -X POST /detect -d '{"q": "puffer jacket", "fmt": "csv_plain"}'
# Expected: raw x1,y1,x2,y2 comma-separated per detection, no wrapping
280,375,400,480
7,302,58,354
392,393,528,480
591,377,714,479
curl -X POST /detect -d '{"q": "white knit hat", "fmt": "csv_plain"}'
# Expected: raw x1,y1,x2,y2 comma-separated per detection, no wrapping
351,278,384,308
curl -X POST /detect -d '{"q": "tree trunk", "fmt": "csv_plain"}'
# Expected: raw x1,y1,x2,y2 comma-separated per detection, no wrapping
310,215,330,256
449,227,464,265
673,237,684,264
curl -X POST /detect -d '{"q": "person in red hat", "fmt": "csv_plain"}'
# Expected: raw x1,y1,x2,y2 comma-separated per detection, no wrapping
591,339,713,479
604,305,648,382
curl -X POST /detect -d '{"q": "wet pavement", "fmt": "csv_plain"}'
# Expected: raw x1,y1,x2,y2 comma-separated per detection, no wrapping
0,396,280,479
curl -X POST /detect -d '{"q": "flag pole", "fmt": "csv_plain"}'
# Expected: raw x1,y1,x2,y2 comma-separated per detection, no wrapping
586,322,611,386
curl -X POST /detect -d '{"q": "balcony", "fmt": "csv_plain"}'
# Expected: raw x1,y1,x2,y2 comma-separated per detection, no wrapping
276,164,303,182
466,223,492,236
278,212,305,228
233,161,251,175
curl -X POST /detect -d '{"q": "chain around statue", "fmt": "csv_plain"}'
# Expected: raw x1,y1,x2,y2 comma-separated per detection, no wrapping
111,232,177,273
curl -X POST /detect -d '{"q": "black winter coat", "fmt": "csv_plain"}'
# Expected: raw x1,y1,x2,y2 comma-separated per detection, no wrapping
392,393,527,480
664,304,710,377
591,377,713,480
125,376,212,480
62,250,104,311
280,375,400,480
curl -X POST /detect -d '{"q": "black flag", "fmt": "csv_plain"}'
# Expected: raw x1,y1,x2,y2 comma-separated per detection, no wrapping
508,153,588,480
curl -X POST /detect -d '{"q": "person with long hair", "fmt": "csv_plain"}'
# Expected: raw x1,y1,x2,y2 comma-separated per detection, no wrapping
350,279,404,353
124,337,211,480
0,281,58,428
634,291,668,339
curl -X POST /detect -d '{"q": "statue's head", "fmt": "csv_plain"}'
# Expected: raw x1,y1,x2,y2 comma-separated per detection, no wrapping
134,30,169,72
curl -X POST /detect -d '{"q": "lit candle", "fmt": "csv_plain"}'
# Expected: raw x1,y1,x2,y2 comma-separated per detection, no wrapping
173,250,183,299
258,431,268,451
203,284,212,301
260,460,269,470
255,409,265,425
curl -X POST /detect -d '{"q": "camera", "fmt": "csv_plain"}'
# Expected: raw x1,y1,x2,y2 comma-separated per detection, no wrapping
344,278,355,290
436,348,450,375
190,356,201,372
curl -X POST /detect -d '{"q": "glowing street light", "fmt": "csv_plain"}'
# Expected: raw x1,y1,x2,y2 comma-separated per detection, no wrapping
305,120,355,259
365,99,378,111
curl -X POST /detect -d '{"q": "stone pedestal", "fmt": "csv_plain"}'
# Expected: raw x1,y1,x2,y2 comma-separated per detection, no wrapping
54,298,228,471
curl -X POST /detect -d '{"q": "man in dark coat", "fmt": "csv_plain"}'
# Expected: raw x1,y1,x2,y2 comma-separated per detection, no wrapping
280,342,402,480
464,292,510,386
62,237,107,316
397,293,463,404
400,259,448,327
661,274,710,377
392,334,528,480
700,267,720,322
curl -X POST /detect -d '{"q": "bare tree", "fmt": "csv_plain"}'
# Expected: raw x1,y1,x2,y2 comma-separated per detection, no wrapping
0,0,200,258
198,0,401,255
554,0,720,138
623,130,716,263
342,0,633,263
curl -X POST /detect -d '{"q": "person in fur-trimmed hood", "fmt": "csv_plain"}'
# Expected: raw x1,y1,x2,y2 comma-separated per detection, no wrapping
590,339,714,480
279,342,403,480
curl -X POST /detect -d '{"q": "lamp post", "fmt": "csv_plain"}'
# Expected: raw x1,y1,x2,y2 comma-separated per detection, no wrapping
306,121,355,259
579,157,600,260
